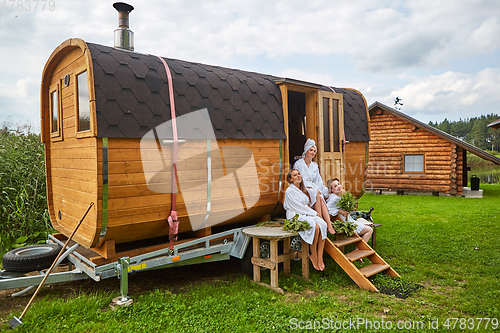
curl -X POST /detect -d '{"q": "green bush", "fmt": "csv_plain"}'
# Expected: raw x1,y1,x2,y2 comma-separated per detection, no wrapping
0,126,53,257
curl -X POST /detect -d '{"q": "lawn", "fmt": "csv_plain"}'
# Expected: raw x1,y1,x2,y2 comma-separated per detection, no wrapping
1,184,499,332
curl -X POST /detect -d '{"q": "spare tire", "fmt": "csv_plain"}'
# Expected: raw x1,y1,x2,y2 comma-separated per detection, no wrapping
2,244,62,273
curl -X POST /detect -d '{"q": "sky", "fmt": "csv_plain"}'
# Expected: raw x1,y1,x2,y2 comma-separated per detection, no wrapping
1,0,499,132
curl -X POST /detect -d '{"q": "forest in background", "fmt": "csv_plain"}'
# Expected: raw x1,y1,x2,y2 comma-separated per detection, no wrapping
428,113,499,153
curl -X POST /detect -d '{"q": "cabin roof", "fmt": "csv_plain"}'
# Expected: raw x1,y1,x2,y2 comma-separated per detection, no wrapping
87,42,369,141
488,118,500,129
369,101,500,165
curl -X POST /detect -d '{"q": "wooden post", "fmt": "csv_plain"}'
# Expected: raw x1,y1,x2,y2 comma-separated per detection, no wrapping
252,237,260,283
283,237,290,274
301,241,309,279
270,240,279,288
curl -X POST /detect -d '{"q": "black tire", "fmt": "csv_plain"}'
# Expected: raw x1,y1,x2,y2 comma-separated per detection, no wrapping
2,244,62,273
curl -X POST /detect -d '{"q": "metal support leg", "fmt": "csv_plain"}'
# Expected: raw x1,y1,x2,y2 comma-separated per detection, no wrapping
110,257,133,308
119,257,130,302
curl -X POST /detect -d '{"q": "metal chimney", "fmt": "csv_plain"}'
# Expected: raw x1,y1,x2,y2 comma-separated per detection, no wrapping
113,2,134,51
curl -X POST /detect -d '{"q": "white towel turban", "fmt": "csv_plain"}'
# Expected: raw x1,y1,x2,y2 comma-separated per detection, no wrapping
302,138,317,158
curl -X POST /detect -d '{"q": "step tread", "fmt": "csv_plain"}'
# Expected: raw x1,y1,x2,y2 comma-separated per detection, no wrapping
345,250,375,262
359,264,391,277
332,236,360,247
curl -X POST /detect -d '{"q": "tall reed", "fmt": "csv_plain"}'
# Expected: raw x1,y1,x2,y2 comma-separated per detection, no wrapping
0,126,53,257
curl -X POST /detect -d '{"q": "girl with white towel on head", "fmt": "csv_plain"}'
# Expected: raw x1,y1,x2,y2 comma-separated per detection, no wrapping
283,169,328,271
293,139,335,234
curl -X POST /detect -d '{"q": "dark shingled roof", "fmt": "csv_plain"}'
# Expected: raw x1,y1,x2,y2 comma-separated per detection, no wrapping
87,42,285,139
321,86,370,142
87,42,369,142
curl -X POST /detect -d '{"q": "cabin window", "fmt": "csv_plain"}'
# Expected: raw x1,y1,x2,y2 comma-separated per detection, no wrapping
332,99,340,153
323,98,331,152
404,154,424,173
49,82,61,139
76,70,90,132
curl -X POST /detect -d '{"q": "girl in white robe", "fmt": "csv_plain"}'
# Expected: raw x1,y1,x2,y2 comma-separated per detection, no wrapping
283,169,328,271
326,178,373,260
293,139,334,234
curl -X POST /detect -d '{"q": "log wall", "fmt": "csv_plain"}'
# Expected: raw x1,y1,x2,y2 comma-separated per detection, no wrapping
367,111,463,194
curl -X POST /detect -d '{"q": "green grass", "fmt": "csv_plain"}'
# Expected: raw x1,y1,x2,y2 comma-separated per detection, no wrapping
2,185,500,332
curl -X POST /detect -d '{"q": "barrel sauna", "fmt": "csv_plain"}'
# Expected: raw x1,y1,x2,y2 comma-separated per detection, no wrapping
41,38,371,253
41,38,288,250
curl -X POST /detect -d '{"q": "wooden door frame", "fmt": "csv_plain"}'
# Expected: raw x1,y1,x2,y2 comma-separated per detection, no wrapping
317,90,345,184
277,81,321,173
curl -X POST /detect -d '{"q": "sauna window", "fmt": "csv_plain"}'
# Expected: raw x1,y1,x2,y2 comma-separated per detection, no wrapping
76,70,91,133
323,98,331,152
49,83,61,139
404,154,424,173
332,99,340,152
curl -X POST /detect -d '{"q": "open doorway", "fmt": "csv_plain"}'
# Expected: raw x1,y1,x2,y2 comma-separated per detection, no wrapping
287,91,307,167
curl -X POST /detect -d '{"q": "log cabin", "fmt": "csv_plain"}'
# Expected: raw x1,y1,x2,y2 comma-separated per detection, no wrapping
367,102,500,195
488,118,500,130
40,5,370,256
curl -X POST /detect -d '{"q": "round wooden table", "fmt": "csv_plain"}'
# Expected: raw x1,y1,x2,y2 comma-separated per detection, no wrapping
242,226,309,293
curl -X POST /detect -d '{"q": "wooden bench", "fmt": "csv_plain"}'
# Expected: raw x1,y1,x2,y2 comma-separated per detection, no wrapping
242,226,309,294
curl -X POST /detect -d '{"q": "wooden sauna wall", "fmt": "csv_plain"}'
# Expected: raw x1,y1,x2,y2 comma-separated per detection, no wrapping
367,111,458,194
96,138,282,245
43,47,99,248
344,141,368,197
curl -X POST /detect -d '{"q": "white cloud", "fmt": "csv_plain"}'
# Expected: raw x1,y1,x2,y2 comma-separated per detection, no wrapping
0,0,499,128
379,68,500,120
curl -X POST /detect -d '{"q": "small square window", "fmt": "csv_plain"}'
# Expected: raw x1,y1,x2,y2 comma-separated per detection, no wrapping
404,154,424,173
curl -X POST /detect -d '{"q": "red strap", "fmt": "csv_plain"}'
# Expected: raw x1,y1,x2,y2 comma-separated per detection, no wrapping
157,56,180,249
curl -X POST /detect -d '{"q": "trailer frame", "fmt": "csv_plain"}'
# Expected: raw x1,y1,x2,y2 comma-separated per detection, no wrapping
0,227,252,300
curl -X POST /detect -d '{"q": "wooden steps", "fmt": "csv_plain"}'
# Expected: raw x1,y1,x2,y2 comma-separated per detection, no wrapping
359,264,391,278
324,233,399,292
345,249,375,262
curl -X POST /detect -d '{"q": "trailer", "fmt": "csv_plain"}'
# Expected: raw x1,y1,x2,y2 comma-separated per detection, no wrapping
1,2,373,297
0,227,265,303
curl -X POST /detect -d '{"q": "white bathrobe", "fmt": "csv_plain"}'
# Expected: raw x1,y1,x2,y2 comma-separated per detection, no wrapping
326,193,365,234
293,158,330,206
283,184,327,244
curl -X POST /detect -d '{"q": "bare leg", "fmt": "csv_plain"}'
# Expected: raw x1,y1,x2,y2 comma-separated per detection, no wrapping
315,191,335,234
360,226,373,244
317,232,325,271
309,225,320,270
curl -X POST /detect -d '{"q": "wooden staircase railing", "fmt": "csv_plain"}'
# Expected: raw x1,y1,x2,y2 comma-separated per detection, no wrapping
324,233,399,292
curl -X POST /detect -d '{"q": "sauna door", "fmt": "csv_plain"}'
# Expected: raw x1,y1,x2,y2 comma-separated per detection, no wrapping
317,90,345,184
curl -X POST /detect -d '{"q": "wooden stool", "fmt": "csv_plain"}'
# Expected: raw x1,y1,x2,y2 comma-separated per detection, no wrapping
242,226,309,294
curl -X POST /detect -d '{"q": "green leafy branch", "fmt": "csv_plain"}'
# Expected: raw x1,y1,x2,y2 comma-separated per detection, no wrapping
283,214,311,233
338,191,356,212
331,218,357,236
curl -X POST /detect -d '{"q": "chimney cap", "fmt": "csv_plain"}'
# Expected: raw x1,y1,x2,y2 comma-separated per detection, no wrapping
113,2,134,13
